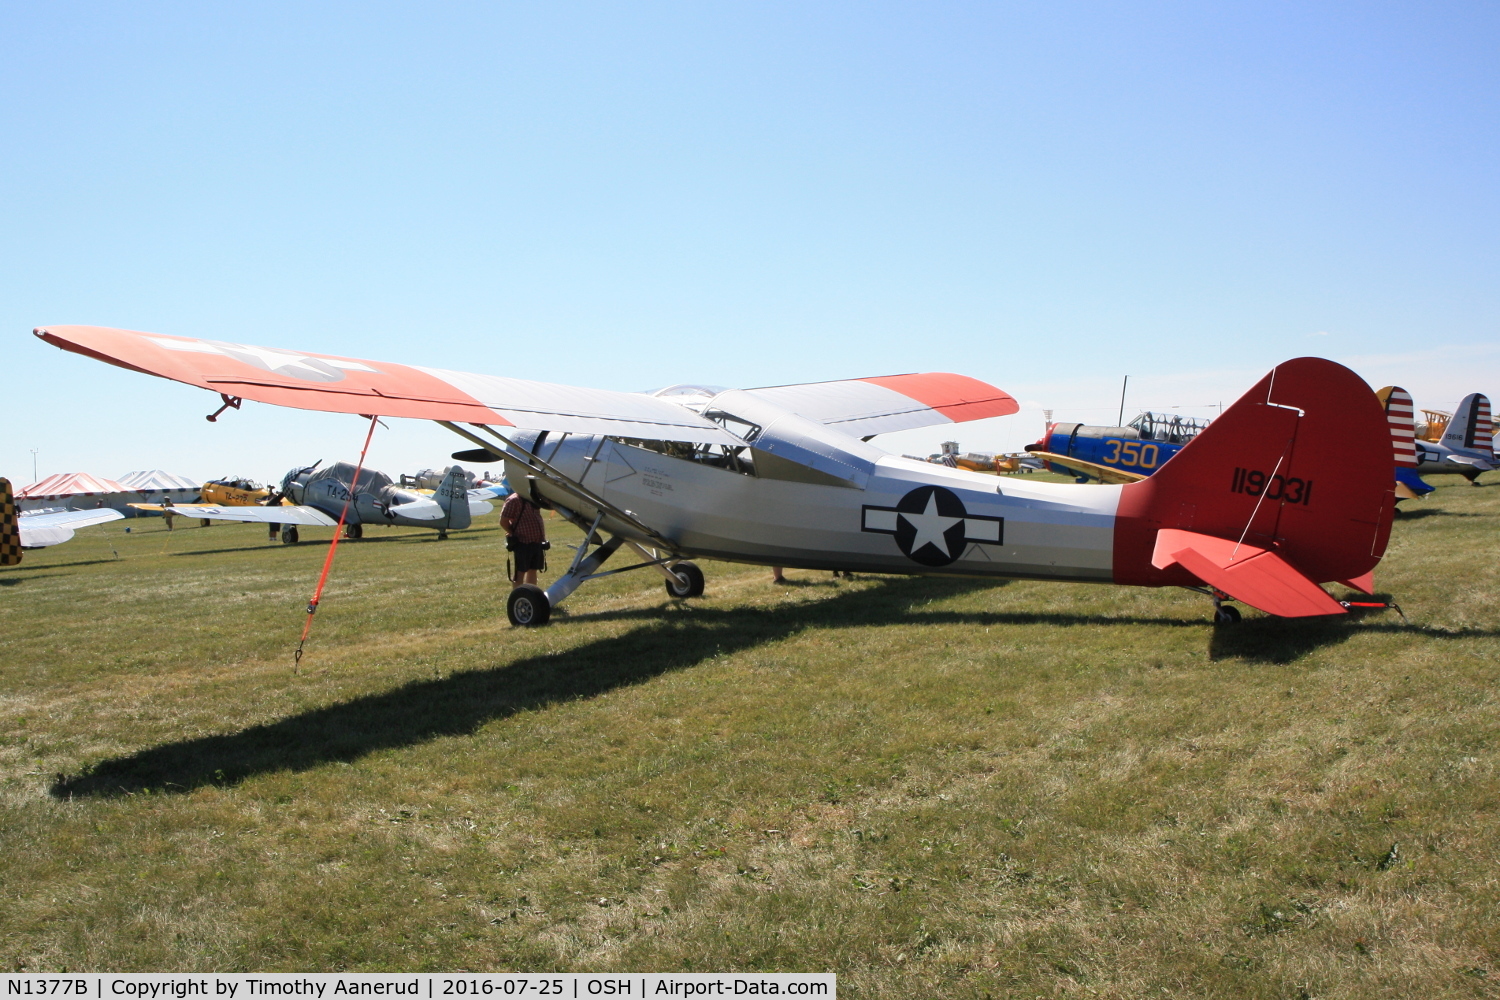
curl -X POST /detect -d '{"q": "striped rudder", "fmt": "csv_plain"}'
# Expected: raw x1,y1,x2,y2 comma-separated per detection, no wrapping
1443,393,1494,455
1375,386,1417,468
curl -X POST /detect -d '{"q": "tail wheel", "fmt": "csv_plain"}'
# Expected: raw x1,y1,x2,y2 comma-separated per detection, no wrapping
665,561,705,598
1214,605,1241,624
507,584,551,627
282,525,300,545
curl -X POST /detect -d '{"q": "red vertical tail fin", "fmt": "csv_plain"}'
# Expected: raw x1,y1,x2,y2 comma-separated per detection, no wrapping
1114,358,1393,613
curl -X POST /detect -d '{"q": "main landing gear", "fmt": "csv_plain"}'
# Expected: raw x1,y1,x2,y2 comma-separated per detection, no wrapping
507,585,551,627
664,561,705,598
504,506,706,627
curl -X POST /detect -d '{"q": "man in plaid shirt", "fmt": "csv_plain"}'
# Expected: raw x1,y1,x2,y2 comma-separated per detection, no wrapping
499,491,548,586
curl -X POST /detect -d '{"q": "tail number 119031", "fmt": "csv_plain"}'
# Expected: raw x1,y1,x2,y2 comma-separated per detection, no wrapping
1232,468,1313,505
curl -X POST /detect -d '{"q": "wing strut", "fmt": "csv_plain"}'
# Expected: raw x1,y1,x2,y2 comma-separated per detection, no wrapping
435,421,676,551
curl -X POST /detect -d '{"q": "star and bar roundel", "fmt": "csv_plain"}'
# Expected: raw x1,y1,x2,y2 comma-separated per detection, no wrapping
861,485,1004,567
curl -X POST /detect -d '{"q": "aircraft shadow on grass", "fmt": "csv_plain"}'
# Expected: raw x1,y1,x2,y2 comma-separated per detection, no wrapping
166,533,488,559
52,577,1476,799
1394,508,1493,521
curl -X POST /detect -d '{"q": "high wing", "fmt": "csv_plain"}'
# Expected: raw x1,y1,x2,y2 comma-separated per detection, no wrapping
17,507,124,548
36,326,743,447
169,504,339,526
744,373,1018,436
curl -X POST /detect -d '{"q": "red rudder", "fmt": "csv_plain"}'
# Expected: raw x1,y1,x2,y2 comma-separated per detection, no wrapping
1114,358,1393,592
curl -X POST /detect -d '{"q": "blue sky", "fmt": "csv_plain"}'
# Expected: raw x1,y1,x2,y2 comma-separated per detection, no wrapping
4,2,1497,483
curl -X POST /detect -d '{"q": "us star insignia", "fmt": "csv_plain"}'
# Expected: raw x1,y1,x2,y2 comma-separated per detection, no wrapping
861,485,1004,567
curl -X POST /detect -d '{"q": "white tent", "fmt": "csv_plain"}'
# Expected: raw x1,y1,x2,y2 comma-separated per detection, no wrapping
115,470,201,514
18,472,131,512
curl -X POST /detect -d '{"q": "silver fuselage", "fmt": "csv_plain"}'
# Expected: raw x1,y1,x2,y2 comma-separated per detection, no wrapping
509,430,1123,582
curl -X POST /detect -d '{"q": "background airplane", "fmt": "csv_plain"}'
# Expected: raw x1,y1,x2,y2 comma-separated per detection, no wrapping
1024,411,1209,484
1413,392,1494,484
1375,386,1435,499
200,477,272,505
38,326,1396,630
1,477,123,562
1034,389,1445,504
171,462,498,542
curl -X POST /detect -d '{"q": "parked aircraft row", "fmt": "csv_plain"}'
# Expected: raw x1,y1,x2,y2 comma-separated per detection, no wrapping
33,325,1412,628
1028,389,1494,498
164,461,506,541
1,457,509,563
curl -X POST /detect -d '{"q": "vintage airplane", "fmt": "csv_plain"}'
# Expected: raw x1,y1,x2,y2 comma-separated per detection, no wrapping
1036,392,1440,503
1375,387,1435,499
1025,411,1210,484
170,461,498,542
1412,392,1493,485
1,478,124,562
201,476,273,506
37,326,1395,627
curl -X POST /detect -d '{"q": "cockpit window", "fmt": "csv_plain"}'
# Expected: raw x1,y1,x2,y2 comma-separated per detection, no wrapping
611,420,758,476
650,384,731,413
611,400,761,475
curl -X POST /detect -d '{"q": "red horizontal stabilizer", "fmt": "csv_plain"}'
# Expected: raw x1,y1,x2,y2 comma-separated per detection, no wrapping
1152,529,1346,618
1337,571,1375,595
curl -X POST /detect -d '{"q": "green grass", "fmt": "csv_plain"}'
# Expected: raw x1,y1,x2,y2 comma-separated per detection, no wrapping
2,477,1498,997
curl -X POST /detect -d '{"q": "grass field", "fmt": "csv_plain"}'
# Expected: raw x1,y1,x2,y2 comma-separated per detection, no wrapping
2,474,1498,997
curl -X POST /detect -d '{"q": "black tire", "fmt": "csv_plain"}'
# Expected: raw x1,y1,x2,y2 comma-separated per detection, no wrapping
282,525,300,545
1214,605,1241,624
507,585,551,627
664,560,705,598
344,522,363,539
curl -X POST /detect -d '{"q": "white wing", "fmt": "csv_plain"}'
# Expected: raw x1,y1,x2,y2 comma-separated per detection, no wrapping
19,508,124,530
743,374,1019,436
38,326,743,446
17,508,123,548
168,505,339,526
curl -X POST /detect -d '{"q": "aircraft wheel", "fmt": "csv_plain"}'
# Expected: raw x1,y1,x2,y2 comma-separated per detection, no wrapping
344,523,363,540
507,585,551,627
1213,605,1241,625
664,561,705,598
282,525,300,545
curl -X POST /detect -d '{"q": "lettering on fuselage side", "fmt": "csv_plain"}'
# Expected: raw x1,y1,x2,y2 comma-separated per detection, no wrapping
1099,439,1164,469
1231,468,1314,505
861,485,1004,567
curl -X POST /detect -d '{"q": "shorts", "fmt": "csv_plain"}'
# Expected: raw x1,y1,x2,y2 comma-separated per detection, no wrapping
512,541,546,574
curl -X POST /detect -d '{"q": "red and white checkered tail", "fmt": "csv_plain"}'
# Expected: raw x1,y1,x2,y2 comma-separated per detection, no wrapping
1376,386,1418,468
1441,392,1494,456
